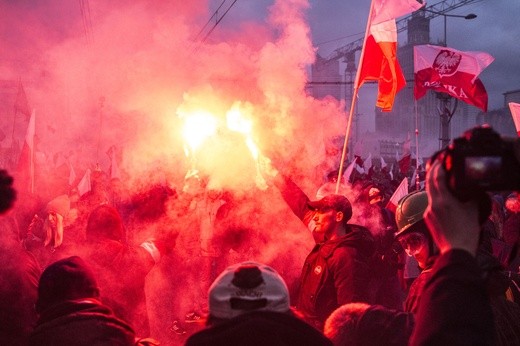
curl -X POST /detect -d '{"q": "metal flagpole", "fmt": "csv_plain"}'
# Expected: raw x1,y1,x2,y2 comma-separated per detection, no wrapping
335,0,375,194
414,99,420,191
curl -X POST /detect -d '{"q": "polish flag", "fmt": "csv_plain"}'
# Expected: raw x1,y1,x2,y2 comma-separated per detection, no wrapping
357,0,424,112
386,177,409,212
398,153,411,174
68,162,76,186
77,169,92,197
414,45,494,112
380,156,387,169
107,145,121,180
343,160,357,183
16,110,36,193
508,102,520,136
364,153,373,172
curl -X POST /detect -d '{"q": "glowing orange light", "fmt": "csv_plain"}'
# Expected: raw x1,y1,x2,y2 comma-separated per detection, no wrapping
180,110,218,155
226,102,267,190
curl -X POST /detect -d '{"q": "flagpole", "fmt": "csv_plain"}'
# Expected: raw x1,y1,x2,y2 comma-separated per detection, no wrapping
414,99,420,191
30,110,35,194
335,0,375,194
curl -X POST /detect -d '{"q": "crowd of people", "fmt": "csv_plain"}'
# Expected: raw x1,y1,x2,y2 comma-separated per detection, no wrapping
1,126,520,345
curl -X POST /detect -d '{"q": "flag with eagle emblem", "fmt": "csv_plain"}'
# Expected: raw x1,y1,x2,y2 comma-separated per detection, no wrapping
414,44,494,112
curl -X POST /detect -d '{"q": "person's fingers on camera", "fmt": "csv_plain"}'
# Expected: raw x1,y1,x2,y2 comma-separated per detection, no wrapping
424,159,480,256
424,160,443,242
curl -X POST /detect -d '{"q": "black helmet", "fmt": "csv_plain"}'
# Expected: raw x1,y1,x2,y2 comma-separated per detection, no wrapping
395,191,428,238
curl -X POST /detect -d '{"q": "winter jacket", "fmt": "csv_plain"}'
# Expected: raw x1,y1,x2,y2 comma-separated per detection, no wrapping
404,256,437,314
80,240,155,337
410,250,495,345
29,299,136,346
186,310,332,346
297,225,375,328
275,174,375,328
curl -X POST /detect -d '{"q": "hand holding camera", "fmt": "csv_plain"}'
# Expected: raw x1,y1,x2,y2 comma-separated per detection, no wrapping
441,125,520,202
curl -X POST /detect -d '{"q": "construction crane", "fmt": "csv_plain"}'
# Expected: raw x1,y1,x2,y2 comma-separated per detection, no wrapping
320,0,479,104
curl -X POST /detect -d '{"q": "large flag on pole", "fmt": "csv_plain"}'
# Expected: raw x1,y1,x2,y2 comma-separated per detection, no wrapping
356,0,424,112
508,102,520,136
414,45,494,112
16,109,35,193
386,177,409,212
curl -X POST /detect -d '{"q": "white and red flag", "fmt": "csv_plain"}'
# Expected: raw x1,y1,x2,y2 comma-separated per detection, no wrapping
68,162,76,186
508,102,520,136
380,156,388,169
77,169,92,197
414,44,494,112
357,0,424,112
364,153,373,172
386,177,409,213
16,109,35,193
343,160,357,183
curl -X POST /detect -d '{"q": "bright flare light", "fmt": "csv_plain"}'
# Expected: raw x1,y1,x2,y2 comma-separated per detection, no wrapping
226,102,267,190
181,111,218,155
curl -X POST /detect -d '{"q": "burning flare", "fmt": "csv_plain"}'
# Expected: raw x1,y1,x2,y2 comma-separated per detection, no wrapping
178,109,218,166
226,102,267,190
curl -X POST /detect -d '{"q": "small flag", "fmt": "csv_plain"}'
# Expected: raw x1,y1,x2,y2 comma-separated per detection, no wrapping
68,162,76,186
14,80,31,120
16,109,35,193
508,102,520,137
364,153,373,172
399,153,411,175
77,169,92,196
386,177,409,212
344,160,357,183
380,156,387,169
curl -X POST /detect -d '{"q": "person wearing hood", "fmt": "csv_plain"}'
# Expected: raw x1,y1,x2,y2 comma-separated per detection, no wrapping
29,256,137,346
79,204,177,338
22,194,71,267
261,157,375,330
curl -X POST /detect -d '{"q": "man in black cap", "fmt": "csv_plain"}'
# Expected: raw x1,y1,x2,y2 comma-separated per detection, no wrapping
265,163,375,330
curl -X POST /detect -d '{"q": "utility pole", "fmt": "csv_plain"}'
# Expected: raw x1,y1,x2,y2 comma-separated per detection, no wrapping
422,8,477,148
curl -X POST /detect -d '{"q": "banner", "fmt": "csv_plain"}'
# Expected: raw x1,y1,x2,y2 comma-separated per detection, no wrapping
414,45,494,112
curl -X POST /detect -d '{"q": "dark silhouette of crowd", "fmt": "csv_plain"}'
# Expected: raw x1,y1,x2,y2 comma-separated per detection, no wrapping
1,125,520,345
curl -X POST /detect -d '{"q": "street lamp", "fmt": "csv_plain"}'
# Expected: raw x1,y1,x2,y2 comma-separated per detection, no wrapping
422,9,477,46
421,9,477,148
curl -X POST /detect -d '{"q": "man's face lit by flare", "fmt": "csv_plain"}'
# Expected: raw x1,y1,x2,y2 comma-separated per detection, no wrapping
312,208,342,243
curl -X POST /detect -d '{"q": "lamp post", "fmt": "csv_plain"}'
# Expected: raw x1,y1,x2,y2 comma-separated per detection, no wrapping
422,9,477,148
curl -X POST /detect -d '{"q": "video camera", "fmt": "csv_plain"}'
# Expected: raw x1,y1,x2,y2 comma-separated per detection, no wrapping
439,125,520,201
